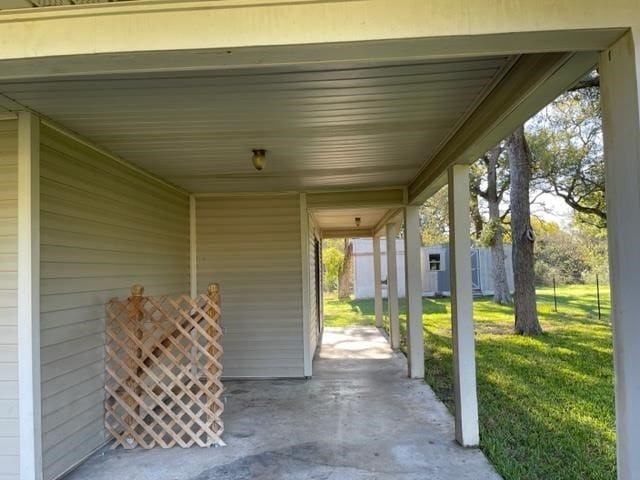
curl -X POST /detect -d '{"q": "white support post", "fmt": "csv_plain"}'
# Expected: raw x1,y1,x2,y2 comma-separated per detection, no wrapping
189,194,197,298
448,164,479,447
600,28,640,480
373,236,383,328
17,112,42,480
318,236,324,334
404,206,424,379
189,195,199,375
385,224,400,350
300,193,312,377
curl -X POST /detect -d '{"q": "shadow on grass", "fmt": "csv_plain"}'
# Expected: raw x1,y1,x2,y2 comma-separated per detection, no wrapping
423,317,616,480
324,297,449,328
536,285,611,324
348,298,376,316
537,293,610,321
348,297,448,316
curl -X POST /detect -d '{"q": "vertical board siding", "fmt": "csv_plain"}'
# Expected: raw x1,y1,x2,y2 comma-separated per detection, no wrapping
0,120,19,480
308,220,318,360
196,195,304,378
39,125,189,480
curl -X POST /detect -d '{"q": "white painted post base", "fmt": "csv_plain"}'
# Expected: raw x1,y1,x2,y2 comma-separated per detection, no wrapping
600,28,640,480
448,164,479,447
373,236,383,328
404,206,424,379
385,224,400,350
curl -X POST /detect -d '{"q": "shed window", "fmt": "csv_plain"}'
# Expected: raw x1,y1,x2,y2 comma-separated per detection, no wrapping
428,253,442,271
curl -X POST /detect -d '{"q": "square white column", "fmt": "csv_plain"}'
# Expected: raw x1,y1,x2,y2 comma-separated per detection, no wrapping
373,236,383,328
385,224,400,350
448,164,479,447
404,205,425,379
600,28,640,480
17,112,42,480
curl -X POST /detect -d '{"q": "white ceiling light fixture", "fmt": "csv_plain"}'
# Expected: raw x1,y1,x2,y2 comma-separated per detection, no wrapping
252,149,267,171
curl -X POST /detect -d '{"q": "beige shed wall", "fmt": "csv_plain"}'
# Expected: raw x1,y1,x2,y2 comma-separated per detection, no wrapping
0,119,19,480
39,125,190,480
196,195,304,378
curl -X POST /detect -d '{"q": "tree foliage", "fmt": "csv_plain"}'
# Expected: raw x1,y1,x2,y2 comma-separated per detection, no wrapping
531,215,609,285
322,239,344,292
529,81,606,229
532,217,588,285
419,186,449,245
569,216,609,283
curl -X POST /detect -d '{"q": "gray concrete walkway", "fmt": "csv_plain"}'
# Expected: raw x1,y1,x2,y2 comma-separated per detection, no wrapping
65,326,501,480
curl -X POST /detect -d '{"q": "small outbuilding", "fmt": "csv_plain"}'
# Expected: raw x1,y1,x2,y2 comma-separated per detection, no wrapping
352,238,514,299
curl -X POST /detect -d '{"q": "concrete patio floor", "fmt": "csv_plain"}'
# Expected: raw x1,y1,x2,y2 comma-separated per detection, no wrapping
64,326,501,480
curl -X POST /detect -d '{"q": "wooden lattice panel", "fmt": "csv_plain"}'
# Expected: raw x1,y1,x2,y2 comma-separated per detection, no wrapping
105,284,225,449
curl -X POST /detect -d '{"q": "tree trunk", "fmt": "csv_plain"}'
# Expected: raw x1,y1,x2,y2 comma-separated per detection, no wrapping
485,147,512,305
338,239,353,300
469,193,484,241
507,127,542,334
490,237,511,305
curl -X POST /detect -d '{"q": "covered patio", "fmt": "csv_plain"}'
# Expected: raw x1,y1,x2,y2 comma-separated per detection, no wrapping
63,326,500,480
0,2,639,480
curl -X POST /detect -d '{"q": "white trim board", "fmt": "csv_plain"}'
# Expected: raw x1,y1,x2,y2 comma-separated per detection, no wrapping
189,194,197,298
17,111,43,480
300,193,312,377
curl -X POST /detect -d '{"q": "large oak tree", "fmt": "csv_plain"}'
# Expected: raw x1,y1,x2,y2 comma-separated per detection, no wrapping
507,126,543,334
470,145,513,305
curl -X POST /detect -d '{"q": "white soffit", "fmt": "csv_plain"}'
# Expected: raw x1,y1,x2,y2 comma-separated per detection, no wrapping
0,56,513,192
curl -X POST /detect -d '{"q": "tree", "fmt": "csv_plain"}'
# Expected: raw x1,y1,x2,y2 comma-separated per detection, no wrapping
530,76,606,229
470,145,512,304
507,126,543,334
469,171,485,241
571,215,609,283
338,238,353,299
531,217,589,285
419,186,449,245
322,243,343,292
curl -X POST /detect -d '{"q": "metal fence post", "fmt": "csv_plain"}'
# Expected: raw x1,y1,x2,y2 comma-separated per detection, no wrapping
596,273,602,321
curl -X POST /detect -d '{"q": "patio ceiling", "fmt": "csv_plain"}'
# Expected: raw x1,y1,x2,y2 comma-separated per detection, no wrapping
311,207,399,238
0,56,514,193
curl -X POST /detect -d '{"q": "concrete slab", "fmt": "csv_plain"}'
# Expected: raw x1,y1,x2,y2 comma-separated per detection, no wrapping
63,326,501,480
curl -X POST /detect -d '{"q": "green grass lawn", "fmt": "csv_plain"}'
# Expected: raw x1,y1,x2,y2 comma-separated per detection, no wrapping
324,285,615,480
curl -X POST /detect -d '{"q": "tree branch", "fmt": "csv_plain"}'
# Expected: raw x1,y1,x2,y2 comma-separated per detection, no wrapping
568,76,600,91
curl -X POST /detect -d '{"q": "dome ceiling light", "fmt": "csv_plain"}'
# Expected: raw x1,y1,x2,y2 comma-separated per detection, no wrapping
252,149,267,171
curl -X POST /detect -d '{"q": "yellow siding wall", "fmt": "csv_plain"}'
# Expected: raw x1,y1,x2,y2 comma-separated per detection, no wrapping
196,195,304,378
39,125,189,480
0,119,18,480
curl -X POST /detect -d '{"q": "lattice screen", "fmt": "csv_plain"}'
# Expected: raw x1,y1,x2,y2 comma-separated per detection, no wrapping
104,284,224,449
